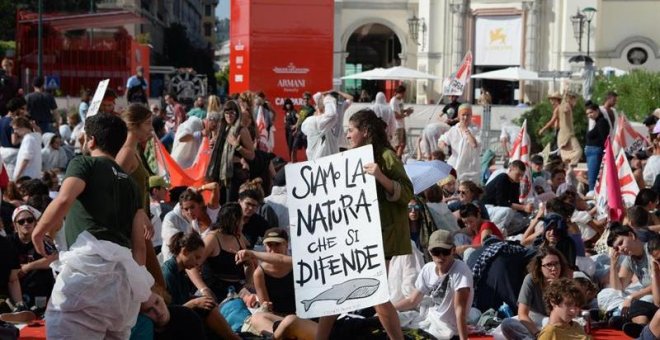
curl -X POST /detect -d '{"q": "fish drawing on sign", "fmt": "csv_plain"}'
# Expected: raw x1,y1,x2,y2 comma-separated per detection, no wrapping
301,278,380,311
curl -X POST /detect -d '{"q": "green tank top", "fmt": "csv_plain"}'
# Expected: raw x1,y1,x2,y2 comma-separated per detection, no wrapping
131,152,151,211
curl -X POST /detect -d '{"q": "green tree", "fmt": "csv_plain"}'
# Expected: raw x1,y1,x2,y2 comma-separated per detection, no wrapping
592,69,660,121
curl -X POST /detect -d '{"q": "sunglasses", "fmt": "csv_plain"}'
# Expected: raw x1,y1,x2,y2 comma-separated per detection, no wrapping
408,204,421,211
429,247,452,257
16,217,35,226
458,190,468,195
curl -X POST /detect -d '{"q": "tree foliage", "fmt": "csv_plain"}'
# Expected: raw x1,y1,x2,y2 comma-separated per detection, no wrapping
592,69,660,121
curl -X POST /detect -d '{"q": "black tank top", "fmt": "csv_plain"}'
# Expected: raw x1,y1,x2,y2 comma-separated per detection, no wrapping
262,266,295,315
205,234,245,282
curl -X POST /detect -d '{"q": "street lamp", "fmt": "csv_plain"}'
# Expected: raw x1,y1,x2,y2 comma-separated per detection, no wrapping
570,8,585,53
407,15,426,49
582,7,597,57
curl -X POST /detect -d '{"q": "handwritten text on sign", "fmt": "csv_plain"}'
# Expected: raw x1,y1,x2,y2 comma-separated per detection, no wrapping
285,145,389,318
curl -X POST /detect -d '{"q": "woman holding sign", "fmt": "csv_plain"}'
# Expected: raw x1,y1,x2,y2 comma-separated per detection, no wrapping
315,109,414,340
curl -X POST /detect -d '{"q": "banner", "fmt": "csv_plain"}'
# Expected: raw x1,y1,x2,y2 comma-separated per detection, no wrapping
475,16,522,66
153,136,211,189
443,51,473,96
285,145,389,318
509,120,533,201
613,114,650,155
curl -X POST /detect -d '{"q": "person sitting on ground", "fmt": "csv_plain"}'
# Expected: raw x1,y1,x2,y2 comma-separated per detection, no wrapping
448,180,490,221
9,205,56,307
239,179,279,230
161,231,240,340
41,132,69,172
236,228,318,339
161,184,220,260
0,227,27,313
238,189,271,249
483,160,533,236
187,203,255,301
601,224,660,330
456,203,503,261
537,278,588,340
499,247,571,339
627,205,657,242
394,229,474,340
635,188,660,228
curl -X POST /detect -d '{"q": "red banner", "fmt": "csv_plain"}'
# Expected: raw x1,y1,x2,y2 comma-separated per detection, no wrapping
230,0,334,159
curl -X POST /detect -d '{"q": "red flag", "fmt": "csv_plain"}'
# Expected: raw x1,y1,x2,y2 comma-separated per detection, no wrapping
153,136,212,188
602,139,625,222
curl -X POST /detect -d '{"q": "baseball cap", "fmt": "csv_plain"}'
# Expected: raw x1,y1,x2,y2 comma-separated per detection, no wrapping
149,176,170,189
262,228,288,244
428,230,454,250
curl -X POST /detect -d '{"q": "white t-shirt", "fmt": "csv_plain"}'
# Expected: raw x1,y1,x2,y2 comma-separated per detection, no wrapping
415,260,474,335
14,132,42,180
643,155,660,187
389,96,405,129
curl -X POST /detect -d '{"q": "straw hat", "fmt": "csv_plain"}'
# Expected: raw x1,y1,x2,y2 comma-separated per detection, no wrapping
547,92,562,100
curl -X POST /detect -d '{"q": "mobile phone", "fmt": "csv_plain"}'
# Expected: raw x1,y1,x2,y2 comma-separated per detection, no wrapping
44,240,58,255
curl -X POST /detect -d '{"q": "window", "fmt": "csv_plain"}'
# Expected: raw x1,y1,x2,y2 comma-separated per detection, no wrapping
205,5,212,16
204,23,213,37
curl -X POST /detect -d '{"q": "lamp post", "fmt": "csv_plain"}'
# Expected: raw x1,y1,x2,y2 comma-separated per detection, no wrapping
570,8,585,53
37,0,43,79
582,7,597,57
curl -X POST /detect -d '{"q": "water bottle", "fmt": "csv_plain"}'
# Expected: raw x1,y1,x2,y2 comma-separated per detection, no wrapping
498,302,513,319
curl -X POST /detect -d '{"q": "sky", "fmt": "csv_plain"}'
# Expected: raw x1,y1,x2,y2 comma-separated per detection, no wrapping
216,0,230,19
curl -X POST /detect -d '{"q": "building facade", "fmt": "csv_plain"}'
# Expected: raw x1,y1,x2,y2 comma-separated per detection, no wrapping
334,0,660,104
98,0,213,55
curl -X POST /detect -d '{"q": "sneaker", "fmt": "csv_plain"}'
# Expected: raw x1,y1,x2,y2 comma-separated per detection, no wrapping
623,322,645,338
0,311,37,324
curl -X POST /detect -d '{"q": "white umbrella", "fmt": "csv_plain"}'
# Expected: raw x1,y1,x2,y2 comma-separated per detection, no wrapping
404,160,453,195
471,67,540,81
342,66,439,80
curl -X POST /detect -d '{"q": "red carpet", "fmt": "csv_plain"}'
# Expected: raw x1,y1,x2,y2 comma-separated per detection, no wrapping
469,328,632,339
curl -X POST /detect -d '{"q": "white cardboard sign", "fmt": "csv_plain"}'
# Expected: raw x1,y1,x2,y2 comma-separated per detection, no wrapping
85,79,110,118
285,145,389,318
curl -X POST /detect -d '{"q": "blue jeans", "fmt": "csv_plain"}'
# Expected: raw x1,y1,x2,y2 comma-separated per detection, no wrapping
585,145,603,191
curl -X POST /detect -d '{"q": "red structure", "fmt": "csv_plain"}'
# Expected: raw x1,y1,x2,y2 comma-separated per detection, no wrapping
230,0,334,159
15,10,149,96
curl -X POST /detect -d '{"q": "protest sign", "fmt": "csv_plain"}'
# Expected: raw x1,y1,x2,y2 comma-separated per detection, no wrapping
443,51,472,96
285,145,389,318
85,79,110,118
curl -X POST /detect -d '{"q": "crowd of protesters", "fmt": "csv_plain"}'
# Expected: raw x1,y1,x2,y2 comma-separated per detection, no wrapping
2,58,660,340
